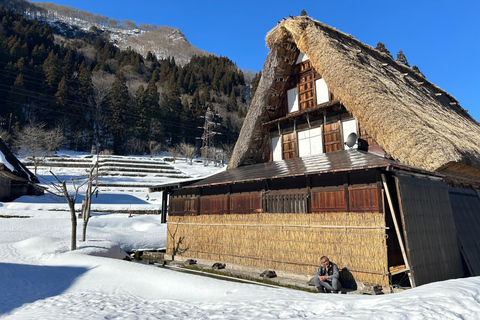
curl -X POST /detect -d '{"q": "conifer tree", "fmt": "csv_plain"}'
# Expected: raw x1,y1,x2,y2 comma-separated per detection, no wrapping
55,76,69,109
105,71,132,153
161,83,183,146
134,85,148,141
43,50,63,94
396,50,410,67
375,42,392,58
227,89,238,112
412,65,425,77
6,73,26,128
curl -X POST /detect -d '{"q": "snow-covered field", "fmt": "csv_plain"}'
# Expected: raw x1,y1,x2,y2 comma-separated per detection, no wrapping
1,153,480,319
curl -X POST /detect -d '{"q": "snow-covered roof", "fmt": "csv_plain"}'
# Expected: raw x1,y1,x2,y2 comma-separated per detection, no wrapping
0,137,38,183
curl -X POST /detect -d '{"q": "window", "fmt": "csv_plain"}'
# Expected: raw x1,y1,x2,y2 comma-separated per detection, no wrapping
315,78,329,105
287,88,299,113
342,119,357,148
298,127,323,157
296,52,310,64
263,192,308,213
272,136,282,161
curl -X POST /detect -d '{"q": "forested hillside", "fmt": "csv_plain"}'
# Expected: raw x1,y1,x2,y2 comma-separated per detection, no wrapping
0,4,253,155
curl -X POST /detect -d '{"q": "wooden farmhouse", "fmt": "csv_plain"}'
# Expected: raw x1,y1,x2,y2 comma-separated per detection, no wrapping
0,137,42,201
157,15,480,291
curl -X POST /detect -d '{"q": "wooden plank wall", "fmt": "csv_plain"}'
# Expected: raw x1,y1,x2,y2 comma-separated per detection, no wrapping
394,174,464,286
448,186,480,276
167,212,389,288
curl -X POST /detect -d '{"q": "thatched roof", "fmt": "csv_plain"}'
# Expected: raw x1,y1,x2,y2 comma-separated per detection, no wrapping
229,15,480,179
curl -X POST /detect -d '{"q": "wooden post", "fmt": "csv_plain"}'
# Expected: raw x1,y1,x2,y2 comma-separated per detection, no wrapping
161,189,169,223
381,173,415,288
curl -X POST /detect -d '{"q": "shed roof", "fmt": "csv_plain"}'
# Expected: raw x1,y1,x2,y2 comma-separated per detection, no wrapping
228,15,480,180
186,149,425,189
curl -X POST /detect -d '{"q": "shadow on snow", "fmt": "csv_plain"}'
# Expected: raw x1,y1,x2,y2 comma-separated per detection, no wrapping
0,262,88,315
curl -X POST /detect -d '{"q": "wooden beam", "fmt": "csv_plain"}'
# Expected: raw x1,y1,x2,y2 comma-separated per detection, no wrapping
381,173,415,288
161,189,169,223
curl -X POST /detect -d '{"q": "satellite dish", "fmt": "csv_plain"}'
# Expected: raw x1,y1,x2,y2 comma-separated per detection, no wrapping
345,133,357,148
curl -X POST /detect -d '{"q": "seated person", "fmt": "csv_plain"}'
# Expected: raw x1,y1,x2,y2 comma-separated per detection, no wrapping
314,256,340,293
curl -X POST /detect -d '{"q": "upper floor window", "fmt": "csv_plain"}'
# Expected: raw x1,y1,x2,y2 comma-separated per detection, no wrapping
286,52,329,114
270,119,358,161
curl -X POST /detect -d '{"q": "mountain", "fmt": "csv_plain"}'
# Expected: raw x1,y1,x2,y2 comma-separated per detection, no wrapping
0,1,248,157
1,0,210,65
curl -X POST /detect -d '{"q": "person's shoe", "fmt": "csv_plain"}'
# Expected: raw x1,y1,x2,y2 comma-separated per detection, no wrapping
332,290,338,294
317,287,326,293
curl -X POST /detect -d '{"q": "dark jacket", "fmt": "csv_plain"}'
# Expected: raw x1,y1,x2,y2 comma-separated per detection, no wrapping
316,262,339,281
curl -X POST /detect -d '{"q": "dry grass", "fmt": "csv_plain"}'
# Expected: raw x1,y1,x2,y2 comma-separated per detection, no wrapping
167,212,389,288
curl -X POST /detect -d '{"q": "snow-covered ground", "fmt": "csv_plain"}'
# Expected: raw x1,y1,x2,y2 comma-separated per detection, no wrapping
1,152,480,319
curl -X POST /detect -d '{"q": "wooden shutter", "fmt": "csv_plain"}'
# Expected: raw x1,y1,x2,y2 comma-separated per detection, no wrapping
311,188,346,213
282,132,297,159
323,121,343,153
200,196,228,215
348,185,380,212
298,71,315,110
171,196,197,216
230,193,262,214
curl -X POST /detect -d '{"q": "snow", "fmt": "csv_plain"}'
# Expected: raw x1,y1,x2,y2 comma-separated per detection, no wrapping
0,150,15,172
1,153,480,319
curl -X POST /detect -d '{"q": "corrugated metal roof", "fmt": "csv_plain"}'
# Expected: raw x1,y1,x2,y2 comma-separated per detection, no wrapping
187,149,398,188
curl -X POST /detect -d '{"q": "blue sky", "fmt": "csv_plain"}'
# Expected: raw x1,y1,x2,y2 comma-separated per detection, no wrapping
31,0,480,121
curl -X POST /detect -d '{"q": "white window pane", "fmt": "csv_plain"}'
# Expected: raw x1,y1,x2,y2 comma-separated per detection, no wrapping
298,127,323,157
296,52,310,64
287,88,299,113
310,127,323,155
272,136,282,161
315,78,329,105
342,119,357,149
297,130,309,140
298,137,311,157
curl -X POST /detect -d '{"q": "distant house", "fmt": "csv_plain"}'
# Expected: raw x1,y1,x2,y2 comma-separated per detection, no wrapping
0,137,42,201
158,15,480,291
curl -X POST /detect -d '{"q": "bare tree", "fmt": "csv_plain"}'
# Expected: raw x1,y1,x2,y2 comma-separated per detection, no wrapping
126,137,144,155
108,19,120,28
167,145,180,163
221,142,235,164
167,218,189,258
121,19,136,30
81,163,98,242
180,142,197,165
44,126,66,155
43,172,86,251
15,123,47,174
213,147,224,167
0,130,12,147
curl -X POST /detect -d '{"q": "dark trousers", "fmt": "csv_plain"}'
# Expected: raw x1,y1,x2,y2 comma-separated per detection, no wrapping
314,276,340,293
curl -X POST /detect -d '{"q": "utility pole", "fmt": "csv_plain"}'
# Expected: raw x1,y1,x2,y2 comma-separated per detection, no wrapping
199,107,220,166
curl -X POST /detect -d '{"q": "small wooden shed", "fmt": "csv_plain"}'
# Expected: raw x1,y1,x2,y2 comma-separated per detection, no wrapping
0,137,42,201
161,14,480,291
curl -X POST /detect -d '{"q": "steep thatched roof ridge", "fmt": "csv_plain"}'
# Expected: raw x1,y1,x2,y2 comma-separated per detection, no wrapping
229,15,480,176
228,49,280,169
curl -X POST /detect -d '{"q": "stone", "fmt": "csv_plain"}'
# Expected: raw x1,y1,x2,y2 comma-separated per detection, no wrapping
260,270,277,278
